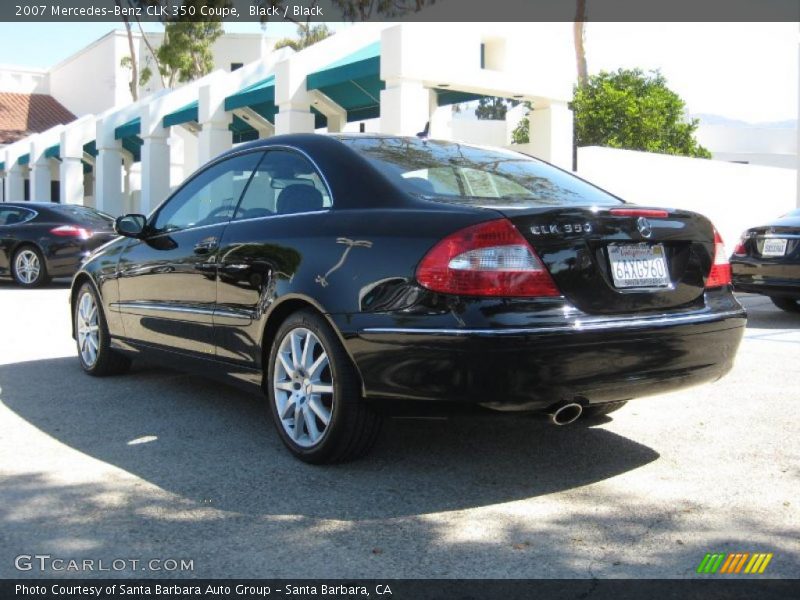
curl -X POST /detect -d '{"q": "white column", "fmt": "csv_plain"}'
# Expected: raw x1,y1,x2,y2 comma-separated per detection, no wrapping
140,131,171,215
60,117,94,206
527,101,574,170
5,165,24,202
198,80,232,164
275,108,315,135
95,119,125,216
274,57,315,135
379,80,432,136
30,160,51,201
60,158,84,205
429,98,452,140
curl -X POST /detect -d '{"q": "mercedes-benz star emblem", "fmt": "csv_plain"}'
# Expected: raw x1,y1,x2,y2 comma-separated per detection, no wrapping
637,217,653,239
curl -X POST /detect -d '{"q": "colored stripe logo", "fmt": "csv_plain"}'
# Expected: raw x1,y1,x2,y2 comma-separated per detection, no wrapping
696,552,773,574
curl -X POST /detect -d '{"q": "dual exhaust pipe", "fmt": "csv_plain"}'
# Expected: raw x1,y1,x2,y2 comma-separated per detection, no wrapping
548,401,584,426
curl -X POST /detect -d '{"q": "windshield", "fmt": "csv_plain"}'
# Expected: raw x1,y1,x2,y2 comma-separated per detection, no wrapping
339,137,622,209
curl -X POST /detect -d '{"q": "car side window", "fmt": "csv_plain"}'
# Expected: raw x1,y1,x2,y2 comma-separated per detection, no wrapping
153,153,264,233
233,150,331,221
0,207,35,225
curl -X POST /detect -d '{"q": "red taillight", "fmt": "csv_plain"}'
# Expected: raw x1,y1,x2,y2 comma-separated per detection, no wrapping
609,208,670,218
416,219,560,297
706,229,732,288
51,225,92,240
732,236,747,257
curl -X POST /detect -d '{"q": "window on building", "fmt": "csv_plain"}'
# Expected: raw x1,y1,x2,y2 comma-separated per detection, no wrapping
231,62,244,72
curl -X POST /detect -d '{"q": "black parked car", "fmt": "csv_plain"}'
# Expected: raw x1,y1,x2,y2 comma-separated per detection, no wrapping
0,202,116,287
70,134,746,463
731,208,800,313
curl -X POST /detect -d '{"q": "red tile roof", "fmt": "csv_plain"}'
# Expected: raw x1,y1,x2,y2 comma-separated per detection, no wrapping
0,93,76,145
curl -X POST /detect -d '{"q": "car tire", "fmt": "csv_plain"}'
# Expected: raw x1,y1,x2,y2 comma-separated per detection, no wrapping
74,282,132,376
583,400,628,419
770,297,800,313
11,245,50,287
267,309,382,464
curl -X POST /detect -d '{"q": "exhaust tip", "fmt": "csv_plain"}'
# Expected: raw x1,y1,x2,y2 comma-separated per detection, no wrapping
550,402,583,426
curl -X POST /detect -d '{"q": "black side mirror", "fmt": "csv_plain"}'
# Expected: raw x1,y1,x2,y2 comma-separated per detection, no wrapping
115,214,147,238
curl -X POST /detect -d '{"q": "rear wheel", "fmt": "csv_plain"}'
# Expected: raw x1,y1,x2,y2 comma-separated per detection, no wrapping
267,310,382,463
583,400,628,419
74,283,131,376
12,246,50,287
771,297,800,313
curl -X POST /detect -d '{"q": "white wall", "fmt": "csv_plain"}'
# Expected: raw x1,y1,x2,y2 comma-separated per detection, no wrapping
696,124,797,169
47,31,268,118
576,146,797,250
137,33,269,99
0,65,49,94
49,33,123,117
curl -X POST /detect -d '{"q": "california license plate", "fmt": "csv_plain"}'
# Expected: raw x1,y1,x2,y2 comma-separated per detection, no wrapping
608,243,671,289
762,238,787,257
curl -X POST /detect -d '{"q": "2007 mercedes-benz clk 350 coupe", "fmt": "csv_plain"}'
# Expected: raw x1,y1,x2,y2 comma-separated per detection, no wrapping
70,134,746,462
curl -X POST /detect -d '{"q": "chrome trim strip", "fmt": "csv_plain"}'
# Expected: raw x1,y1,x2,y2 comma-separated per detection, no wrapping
758,233,800,239
361,309,746,337
112,302,216,317
111,302,254,321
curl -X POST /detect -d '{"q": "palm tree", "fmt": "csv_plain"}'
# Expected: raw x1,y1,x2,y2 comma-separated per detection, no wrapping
574,0,588,87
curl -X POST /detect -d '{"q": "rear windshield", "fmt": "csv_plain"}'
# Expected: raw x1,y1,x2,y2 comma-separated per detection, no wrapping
51,205,114,226
339,137,622,209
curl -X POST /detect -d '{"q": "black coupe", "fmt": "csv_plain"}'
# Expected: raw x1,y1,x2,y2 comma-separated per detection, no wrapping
731,208,800,313
1,202,116,287
70,134,746,462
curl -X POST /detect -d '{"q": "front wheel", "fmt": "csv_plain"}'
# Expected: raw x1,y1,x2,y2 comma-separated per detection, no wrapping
74,283,131,376
771,297,800,313
267,310,382,463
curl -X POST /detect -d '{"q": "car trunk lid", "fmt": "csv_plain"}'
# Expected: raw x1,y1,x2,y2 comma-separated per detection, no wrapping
498,206,717,315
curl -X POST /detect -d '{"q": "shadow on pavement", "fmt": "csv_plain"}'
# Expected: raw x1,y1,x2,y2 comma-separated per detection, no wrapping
0,278,72,290
737,294,800,330
0,356,658,520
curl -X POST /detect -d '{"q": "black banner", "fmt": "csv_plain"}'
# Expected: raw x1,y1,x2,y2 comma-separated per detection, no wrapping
2,0,800,23
4,579,800,600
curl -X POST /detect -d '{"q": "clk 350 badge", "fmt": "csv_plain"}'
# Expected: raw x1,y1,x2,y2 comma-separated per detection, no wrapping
530,223,593,235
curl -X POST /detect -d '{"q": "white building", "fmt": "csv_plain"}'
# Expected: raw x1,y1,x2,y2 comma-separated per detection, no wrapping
695,121,797,169
1,23,577,214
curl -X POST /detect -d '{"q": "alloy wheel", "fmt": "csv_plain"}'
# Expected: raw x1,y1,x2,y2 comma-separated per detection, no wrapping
272,327,334,448
15,249,41,285
77,291,100,367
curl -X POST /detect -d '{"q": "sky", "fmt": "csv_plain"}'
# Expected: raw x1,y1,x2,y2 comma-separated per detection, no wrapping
0,21,795,124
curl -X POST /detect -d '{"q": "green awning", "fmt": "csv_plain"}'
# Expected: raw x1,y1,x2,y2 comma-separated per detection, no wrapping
163,101,199,128
122,136,143,163
82,141,96,173
18,154,30,166
435,88,485,106
307,41,383,122
115,117,141,140
45,144,60,159
224,75,275,112
0,161,5,172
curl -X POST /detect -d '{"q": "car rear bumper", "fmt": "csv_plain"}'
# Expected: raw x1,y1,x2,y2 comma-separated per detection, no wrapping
731,259,800,299
732,276,800,299
339,306,746,411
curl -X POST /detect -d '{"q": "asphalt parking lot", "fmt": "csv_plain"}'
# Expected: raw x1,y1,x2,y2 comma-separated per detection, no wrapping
0,280,798,579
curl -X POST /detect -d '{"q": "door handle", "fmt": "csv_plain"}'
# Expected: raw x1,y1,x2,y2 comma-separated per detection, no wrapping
193,237,218,255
